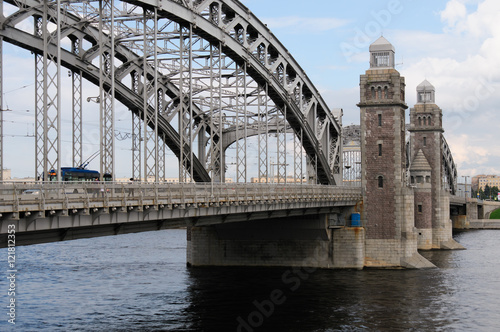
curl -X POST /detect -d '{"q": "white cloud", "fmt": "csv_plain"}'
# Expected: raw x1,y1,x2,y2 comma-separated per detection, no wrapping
440,0,467,29
368,0,500,176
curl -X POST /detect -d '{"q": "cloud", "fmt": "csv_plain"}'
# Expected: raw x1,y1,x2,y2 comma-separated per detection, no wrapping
262,16,350,33
440,0,467,29
394,0,500,176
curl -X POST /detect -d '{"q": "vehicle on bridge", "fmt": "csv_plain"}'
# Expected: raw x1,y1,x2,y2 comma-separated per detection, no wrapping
48,167,111,182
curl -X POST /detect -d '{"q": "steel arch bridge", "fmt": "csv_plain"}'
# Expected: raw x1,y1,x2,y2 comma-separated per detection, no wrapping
0,0,342,185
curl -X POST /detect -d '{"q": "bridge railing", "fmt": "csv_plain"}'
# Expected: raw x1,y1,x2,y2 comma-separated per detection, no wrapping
0,182,362,214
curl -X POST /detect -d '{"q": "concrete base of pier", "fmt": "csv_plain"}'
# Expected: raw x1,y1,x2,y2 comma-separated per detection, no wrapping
186,215,366,270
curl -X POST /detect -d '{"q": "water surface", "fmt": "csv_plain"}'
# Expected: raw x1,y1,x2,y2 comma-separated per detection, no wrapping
2,229,500,331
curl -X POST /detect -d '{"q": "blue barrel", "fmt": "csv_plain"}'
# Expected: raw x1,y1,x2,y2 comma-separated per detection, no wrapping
350,213,361,227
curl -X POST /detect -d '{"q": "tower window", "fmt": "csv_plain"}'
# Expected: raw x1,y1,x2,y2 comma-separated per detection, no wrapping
384,86,388,99
418,204,423,213
378,144,382,156
419,92,432,102
423,137,427,146
372,52,390,67
371,87,376,99
378,114,382,126
378,176,384,188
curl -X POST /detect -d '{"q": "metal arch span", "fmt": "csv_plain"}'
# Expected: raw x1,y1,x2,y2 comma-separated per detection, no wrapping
1,0,342,184
136,0,343,184
442,136,457,195
0,19,212,182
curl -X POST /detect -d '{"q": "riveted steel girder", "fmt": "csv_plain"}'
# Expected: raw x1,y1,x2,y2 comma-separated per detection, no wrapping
2,0,341,184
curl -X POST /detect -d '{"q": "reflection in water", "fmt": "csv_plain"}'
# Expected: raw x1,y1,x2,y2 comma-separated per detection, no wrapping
2,230,500,331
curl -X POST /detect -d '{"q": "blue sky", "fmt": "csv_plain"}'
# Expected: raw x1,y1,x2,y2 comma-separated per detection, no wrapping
242,0,500,179
2,0,499,179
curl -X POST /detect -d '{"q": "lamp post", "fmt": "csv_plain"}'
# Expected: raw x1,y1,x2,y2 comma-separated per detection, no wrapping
463,175,470,202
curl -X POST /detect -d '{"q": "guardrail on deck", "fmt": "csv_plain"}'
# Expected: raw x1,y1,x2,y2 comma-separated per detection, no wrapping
0,182,362,216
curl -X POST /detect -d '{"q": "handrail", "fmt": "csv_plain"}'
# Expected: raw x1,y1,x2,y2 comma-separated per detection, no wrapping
0,182,362,215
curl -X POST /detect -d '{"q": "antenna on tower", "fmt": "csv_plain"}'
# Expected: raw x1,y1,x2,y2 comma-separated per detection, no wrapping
395,55,404,67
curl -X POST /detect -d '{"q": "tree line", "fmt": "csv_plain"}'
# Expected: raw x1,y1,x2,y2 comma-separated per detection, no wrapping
472,185,500,200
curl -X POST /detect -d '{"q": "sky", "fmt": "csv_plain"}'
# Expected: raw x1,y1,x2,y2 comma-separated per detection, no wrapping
2,0,500,180
240,0,500,180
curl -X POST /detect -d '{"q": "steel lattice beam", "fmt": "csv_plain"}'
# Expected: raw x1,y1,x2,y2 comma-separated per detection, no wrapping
3,0,343,185
0,34,2,180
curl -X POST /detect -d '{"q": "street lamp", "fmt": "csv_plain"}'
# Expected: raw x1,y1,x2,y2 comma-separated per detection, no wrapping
463,175,470,202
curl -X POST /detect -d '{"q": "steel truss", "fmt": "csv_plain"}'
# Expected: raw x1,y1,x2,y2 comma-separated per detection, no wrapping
0,33,2,180
442,136,458,195
2,0,343,185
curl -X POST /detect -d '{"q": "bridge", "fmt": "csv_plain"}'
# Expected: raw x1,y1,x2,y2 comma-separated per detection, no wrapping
0,0,488,269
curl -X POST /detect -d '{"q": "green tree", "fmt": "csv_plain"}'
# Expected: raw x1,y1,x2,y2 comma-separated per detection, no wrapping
484,185,491,199
479,188,485,200
492,186,499,200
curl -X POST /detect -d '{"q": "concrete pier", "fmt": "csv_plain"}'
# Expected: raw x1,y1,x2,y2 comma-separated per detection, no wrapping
187,214,366,270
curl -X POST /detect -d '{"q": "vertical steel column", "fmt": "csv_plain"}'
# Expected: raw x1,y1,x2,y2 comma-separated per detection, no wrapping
188,25,194,182
98,0,115,180
235,63,247,183
71,38,83,168
207,43,223,183
131,71,141,180
158,133,166,181
276,106,286,183
217,45,224,183
330,134,341,184
34,15,44,180
258,83,269,183
294,128,303,184
207,44,216,182
158,89,165,181
178,26,186,182
41,1,62,181
0,34,3,180
142,8,158,182
178,25,193,182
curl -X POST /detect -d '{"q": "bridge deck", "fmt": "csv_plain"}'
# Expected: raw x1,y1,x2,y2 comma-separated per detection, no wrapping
0,182,362,245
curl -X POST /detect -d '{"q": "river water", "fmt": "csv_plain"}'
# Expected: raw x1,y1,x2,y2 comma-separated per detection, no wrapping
2,229,500,331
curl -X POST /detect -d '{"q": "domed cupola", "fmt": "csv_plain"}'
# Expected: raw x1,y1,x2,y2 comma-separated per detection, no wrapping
416,79,435,104
369,36,395,69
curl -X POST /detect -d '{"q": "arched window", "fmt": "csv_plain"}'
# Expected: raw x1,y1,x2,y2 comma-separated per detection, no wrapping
378,176,384,188
377,87,382,99
427,116,432,126
384,86,388,99
418,117,422,126
378,114,382,126
371,87,376,99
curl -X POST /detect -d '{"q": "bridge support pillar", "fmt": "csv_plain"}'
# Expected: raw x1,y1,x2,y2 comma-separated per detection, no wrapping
432,192,464,249
186,214,365,269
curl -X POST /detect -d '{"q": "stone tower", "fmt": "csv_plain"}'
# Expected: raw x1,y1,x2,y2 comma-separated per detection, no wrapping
409,80,464,250
358,37,433,268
